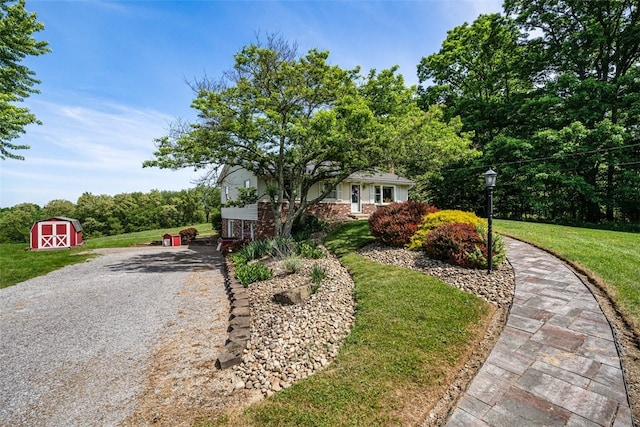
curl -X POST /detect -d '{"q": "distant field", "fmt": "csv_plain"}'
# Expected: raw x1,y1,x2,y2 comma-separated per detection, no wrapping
494,219,640,330
0,223,215,289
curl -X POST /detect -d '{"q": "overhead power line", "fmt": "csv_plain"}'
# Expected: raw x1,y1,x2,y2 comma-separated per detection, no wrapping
444,142,640,173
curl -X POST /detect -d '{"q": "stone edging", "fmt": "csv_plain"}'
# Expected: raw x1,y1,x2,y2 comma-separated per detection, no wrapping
216,256,251,369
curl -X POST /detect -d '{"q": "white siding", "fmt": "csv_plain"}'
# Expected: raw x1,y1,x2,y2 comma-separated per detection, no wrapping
221,205,258,221
221,166,256,203
219,165,413,220
220,166,259,221
396,186,409,202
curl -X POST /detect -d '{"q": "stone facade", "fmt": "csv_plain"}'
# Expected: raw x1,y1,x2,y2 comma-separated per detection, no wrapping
221,201,379,239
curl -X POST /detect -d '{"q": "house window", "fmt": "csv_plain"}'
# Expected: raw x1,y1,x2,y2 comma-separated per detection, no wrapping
323,182,337,199
244,179,251,188
224,186,229,202
374,185,395,204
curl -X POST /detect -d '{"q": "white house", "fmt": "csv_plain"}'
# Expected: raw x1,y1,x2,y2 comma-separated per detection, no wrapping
218,165,414,239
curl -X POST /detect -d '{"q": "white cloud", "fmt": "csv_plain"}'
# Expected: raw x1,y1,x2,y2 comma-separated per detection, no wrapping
0,96,199,207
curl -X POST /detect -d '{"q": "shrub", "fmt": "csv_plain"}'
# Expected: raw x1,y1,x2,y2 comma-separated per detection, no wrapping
423,223,505,269
210,210,222,234
310,262,327,292
369,201,439,247
235,263,273,287
179,227,198,243
292,214,327,241
283,256,303,273
296,241,325,259
407,210,486,251
472,225,507,268
266,237,297,259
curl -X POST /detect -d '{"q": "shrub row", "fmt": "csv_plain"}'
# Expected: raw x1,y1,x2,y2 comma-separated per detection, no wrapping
369,202,505,269
369,201,438,247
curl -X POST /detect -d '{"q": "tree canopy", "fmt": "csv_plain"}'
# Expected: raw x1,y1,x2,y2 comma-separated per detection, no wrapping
0,0,50,160
0,186,218,243
146,35,476,236
419,0,640,224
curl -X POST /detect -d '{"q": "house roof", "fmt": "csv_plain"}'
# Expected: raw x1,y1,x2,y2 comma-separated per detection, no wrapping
34,217,83,232
347,171,414,186
218,164,414,186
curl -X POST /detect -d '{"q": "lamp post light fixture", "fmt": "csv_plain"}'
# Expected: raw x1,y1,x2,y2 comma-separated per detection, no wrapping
484,168,497,274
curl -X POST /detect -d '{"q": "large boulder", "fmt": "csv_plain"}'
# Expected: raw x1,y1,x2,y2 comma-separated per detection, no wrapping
273,284,313,305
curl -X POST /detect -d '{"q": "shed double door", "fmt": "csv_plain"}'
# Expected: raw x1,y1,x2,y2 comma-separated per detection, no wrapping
39,222,70,248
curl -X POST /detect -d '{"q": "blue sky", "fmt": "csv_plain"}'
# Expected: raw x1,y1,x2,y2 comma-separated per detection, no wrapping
1,0,502,208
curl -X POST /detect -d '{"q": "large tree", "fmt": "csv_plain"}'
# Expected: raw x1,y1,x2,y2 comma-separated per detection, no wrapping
417,13,533,147
420,1,640,223
0,0,50,160
505,0,640,221
147,36,413,236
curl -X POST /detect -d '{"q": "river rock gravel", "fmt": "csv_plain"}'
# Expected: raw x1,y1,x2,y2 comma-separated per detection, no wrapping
357,242,515,308
231,242,515,399
232,250,356,396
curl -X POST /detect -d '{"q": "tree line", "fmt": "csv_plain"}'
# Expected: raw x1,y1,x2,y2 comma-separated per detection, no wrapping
0,186,221,243
418,0,639,224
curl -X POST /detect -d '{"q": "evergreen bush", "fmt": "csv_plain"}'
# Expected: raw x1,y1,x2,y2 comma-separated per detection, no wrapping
292,214,327,241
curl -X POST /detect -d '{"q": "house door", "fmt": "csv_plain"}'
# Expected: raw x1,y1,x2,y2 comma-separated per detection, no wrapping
351,184,361,213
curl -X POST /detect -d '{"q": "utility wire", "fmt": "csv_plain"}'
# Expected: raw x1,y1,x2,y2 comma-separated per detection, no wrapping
444,142,640,172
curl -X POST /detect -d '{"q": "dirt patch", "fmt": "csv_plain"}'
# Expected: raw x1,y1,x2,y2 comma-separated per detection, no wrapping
124,269,261,426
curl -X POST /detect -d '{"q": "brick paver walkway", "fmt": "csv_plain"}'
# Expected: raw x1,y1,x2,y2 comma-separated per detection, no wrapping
446,237,633,426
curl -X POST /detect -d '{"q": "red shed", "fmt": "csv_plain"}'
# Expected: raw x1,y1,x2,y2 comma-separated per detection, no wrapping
30,217,83,250
162,233,181,247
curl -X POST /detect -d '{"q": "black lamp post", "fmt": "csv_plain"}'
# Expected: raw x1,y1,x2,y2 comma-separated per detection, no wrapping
484,168,497,274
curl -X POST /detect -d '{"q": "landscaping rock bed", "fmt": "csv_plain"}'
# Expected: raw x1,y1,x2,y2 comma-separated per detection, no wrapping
229,242,515,399
232,250,356,396
358,242,515,308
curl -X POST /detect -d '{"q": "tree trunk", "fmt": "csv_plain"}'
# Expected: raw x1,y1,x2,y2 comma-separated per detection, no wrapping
606,161,615,221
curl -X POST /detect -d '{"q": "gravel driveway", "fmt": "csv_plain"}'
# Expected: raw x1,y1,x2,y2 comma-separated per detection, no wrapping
0,245,227,427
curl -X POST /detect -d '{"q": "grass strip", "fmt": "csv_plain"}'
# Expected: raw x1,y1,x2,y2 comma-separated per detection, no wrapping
494,219,640,330
231,221,491,426
0,223,215,289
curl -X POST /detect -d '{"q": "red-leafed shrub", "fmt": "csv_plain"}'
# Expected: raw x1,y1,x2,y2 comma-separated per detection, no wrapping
222,238,250,254
369,201,439,247
179,227,198,243
424,223,486,268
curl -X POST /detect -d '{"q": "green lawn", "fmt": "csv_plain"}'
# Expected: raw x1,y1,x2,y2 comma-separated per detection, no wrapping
494,219,640,330
0,223,215,289
219,221,492,427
